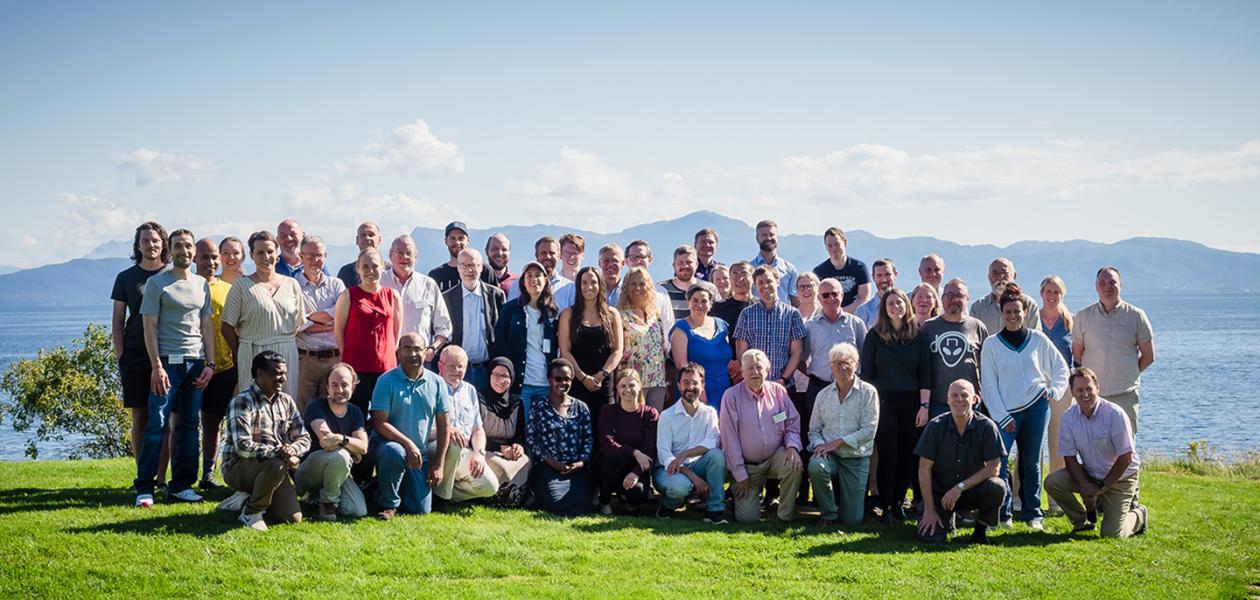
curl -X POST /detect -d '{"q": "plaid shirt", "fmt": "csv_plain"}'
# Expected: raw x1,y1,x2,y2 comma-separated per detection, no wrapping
221,384,310,474
732,301,806,378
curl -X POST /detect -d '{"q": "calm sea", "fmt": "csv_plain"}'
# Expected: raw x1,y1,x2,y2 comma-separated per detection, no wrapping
1,295,1257,460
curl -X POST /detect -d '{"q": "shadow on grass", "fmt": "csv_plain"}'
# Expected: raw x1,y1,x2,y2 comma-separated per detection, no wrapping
67,510,243,538
0,487,135,515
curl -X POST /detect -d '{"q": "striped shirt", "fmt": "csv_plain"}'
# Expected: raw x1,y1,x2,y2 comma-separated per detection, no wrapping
221,384,310,474
732,301,806,378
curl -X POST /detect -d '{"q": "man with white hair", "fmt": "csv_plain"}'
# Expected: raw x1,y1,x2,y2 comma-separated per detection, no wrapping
720,349,803,523
432,345,499,505
382,235,452,364
969,257,1040,333
337,221,383,287
441,248,505,392
295,235,346,409
807,342,878,527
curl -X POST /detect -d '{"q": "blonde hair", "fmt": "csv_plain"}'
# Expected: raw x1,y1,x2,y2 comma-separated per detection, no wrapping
614,368,646,407
910,282,941,322
617,267,659,322
1039,275,1073,331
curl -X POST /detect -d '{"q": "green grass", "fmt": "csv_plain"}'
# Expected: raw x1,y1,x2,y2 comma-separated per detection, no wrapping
1,459,1257,599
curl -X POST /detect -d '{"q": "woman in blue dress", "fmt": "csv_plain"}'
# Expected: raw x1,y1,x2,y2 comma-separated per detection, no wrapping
669,281,733,410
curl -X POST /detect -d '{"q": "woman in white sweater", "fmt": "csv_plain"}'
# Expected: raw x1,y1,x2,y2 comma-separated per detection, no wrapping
980,283,1069,531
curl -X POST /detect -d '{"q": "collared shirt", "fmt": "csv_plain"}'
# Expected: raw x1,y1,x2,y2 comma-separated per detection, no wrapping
732,301,806,379
719,381,800,481
695,258,721,281
370,367,448,449
808,379,879,457
969,291,1042,334
508,272,576,312
802,311,868,381
1072,300,1154,396
1059,398,1140,481
914,411,1005,494
656,399,721,467
526,397,593,464
381,268,453,347
441,379,484,444
295,271,345,351
221,384,311,473
276,258,304,278
749,253,799,304
460,284,489,363
854,293,880,328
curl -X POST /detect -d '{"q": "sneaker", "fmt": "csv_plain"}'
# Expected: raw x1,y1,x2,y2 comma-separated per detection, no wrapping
376,508,397,521
135,493,154,508
703,511,729,524
198,478,223,490
599,503,613,516
998,518,1014,529
318,502,338,522
239,510,268,531
817,517,838,528
879,510,897,525
1133,504,1148,536
168,488,204,503
655,504,677,519
1072,521,1096,533
970,525,992,544
1027,518,1045,531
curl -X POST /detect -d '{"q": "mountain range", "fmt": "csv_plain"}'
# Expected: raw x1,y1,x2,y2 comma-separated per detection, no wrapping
3,210,1256,306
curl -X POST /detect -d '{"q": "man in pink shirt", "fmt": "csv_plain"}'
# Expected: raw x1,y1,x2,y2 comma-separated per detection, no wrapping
719,349,803,523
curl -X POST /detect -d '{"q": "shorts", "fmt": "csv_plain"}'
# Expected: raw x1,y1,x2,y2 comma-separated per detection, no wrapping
120,363,152,409
201,367,238,418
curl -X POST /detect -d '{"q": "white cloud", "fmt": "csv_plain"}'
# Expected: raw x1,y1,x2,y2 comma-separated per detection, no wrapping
355,119,465,174
115,148,215,186
52,193,154,255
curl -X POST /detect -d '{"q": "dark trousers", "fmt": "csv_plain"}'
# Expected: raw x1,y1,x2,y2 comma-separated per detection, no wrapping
916,477,1006,543
875,389,921,509
596,451,650,505
349,371,382,484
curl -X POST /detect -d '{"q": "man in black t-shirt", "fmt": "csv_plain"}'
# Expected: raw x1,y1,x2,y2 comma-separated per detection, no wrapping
430,221,495,293
296,363,370,520
811,227,871,313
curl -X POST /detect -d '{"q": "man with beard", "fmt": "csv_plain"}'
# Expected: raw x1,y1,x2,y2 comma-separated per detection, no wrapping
485,233,517,294
969,258,1040,333
749,220,799,306
920,278,989,420
507,236,576,311
296,363,369,520
855,258,897,327
811,227,871,314
660,244,699,320
654,363,727,524
430,221,496,292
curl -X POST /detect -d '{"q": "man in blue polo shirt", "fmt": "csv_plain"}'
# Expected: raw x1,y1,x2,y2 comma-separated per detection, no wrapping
369,332,451,519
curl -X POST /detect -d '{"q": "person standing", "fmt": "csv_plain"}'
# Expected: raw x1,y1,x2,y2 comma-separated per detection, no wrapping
917,254,945,291
382,235,452,363
441,248,506,392
134,229,216,507
221,231,306,398
693,228,721,281
559,233,586,283
494,261,561,415
1072,267,1155,435
855,258,898,327
111,221,169,470
811,227,872,314
275,219,307,278
559,266,623,433
218,236,246,285
749,220,799,306
669,282,732,410
1039,274,1077,511
508,236,576,311
659,245,699,320
294,235,346,410
194,238,237,489
617,267,670,411
336,221,383,288
733,266,806,393
334,248,402,423
485,233,517,294
430,221,496,292
969,258,1041,333
920,278,988,419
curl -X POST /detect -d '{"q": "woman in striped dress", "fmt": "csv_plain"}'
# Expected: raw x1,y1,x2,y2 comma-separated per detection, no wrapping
221,230,306,398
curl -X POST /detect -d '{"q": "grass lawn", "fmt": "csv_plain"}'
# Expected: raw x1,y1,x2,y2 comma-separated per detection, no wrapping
0,459,1256,598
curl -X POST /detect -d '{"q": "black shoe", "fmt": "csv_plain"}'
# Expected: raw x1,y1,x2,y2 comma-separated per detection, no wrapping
970,525,991,545
198,478,223,490
656,504,677,519
891,503,908,521
703,511,728,524
880,510,897,525
1086,507,1099,524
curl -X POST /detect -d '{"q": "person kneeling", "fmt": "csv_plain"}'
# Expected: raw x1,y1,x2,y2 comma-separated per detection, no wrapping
915,380,1007,544
807,343,878,527
654,363,727,524
1043,367,1147,538
432,346,499,506
222,351,311,531
527,359,594,516
296,363,369,520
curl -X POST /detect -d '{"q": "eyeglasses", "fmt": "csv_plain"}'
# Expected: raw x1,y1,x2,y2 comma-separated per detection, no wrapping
491,372,512,380
818,292,840,299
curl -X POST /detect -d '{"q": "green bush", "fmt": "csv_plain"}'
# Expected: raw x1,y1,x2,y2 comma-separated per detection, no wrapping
0,323,130,459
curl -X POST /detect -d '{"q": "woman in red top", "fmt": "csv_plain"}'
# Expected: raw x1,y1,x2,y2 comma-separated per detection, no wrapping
335,247,402,415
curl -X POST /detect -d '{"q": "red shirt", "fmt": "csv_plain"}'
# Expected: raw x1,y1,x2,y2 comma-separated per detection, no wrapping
343,286,397,373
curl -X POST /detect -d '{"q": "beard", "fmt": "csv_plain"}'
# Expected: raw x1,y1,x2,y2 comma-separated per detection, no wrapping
759,239,776,253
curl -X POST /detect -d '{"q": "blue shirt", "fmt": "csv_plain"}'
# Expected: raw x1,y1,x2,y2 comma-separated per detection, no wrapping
460,285,489,363
854,294,880,328
507,273,575,312
526,397,593,464
749,254,799,304
1042,314,1075,369
370,367,448,448
732,301,807,379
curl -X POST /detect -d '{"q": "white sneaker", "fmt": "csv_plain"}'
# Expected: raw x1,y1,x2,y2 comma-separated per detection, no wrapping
1028,518,1045,531
169,488,204,503
998,518,1014,529
135,493,154,508
239,510,268,532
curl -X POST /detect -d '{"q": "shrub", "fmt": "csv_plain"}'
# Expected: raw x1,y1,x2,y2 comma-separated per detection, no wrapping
0,324,130,459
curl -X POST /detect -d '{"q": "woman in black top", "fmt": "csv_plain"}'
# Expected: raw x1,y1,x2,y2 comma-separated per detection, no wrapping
859,288,931,523
478,357,531,507
559,266,624,435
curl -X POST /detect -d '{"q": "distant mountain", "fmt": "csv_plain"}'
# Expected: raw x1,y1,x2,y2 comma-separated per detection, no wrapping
3,210,1256,306
0,264,20,275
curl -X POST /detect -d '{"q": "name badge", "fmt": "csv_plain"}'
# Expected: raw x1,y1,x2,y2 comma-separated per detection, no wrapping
169,355,184,365
772,411,787,424
542,339,552,354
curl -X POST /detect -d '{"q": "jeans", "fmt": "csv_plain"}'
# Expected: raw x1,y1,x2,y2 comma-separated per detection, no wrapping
372,437,432,514
134,358,204,495
998,396,1050,522
520,384,550,418
808,453,870,524
653,448,727,512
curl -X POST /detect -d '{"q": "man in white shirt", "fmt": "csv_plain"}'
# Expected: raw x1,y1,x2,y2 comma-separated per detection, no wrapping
382,235,452,364
654,363,727,524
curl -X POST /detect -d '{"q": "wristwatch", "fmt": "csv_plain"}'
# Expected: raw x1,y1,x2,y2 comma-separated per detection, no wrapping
957,481,966,491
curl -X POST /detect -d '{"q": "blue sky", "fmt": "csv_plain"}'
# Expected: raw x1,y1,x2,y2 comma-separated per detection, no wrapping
2,2,1257,267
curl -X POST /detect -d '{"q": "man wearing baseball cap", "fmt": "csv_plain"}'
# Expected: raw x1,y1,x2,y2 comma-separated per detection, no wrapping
429,221,495,293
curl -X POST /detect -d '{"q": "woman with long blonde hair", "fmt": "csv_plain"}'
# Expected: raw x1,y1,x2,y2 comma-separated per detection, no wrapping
618,267,669,410
1039,274,1076,514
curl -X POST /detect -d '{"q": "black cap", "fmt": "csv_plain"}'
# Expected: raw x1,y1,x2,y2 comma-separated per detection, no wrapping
444,221,469,237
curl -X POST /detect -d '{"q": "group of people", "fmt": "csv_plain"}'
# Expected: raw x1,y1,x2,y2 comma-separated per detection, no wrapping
111,217,1154,542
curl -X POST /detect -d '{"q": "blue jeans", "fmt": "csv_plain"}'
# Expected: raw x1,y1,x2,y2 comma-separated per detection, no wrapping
998,396,1050,522
653,447,727,512
371,437,432,514
520,384,549,418
134,358,204,494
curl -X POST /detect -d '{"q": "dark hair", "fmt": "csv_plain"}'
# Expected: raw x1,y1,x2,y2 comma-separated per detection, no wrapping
677,361,706,383
131,221,170,264
755,219,777,230
998,282,1025,310
247,230,279,254
1096,266,1121,280
517,262,557,321
694,228,719,244
626,239,651,258
559,233,585,252
534,236,558,252
219,236,244,252
1069,366,1099,389
168,229,195,246
548,357,573,377
874,288,918,345
823,227,847,243
572,266,615,343
872,257,896,272
251,350,286,379
327,362,360,386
